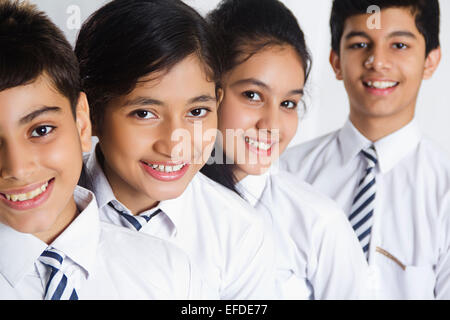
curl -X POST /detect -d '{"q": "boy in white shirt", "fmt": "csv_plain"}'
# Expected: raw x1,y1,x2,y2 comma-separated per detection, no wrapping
0,0,204,300
281,0,450,299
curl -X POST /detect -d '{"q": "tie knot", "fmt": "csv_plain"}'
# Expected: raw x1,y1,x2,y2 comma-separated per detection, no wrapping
361,145,378,167
39,247,65,269
108,201,162,231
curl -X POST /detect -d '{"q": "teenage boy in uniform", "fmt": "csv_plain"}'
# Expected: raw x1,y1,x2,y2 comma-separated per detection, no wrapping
281,0,449,299
0,0,204,299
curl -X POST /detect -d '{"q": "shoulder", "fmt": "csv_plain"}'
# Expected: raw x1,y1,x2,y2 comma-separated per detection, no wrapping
192,173,260,219
269,170,345,224
280,130,340,170
99,222,191,267
418,138,450,173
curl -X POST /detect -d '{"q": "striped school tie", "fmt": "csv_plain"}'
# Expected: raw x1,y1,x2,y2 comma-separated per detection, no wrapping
39,247,78,300
349,145,378,260
108,201,161,231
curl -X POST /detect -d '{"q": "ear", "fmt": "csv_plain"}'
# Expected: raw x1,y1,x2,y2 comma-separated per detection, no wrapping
216,87,224,108
423,46,441,80
329,49,343,80
75,92,92,153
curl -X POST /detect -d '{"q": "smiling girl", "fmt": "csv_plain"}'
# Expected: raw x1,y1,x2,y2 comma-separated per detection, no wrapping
201,0,369,299
76,0,275,299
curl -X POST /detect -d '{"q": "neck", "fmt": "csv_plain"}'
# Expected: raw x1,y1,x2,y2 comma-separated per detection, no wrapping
349,110,415,142
33,197,79,245
102,160,159,215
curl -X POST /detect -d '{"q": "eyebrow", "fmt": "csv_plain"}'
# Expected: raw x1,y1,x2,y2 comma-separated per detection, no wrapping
19,106,62,125
188,94,216,104
122,97,164,108
345,30,417,41
123,94,217,108
231,78,304,96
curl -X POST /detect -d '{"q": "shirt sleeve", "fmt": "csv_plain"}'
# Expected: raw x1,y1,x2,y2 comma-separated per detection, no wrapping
434,192,450,299
308,209,371,299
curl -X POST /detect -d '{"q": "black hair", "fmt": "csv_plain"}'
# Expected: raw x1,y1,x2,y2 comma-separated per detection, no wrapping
330,0,440,56
75,0,222,132
207,0,311,81
0,0,80,116
201,0,311,196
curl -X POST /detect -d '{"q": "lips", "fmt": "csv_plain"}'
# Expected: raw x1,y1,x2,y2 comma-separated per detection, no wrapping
140,161,190,181
362,79,399,96
244,136,276,156
0,178,55,211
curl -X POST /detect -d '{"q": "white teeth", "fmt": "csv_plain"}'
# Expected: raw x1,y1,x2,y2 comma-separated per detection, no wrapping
147,163,185,173
245,137,272,151
366,81,398,89
4,181,49,202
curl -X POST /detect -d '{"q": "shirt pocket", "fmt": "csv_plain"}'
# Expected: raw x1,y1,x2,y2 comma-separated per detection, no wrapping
378,261,435,299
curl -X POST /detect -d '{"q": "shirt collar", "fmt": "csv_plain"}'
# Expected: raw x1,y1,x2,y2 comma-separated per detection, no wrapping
236,170,271,207
0,186,99,287
84,148,181,231
156,175,197,233
84,149,117,210
373,119,421,173
338,118,421,173
50,186,100,279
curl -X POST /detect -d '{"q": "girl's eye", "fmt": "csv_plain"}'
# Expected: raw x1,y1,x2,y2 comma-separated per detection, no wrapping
187,108,209,118
350,42,368,49
133,109,156,119
281,100,297,110
393,43,408,50
243,91,262,102
31,125,55,137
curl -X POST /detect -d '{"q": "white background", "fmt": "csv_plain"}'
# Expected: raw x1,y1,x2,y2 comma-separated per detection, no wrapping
31,0,450,154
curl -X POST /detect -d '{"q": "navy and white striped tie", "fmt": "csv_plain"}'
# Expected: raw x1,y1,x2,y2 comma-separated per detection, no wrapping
349,145,378,260
108,201,161,231
39,248,78,300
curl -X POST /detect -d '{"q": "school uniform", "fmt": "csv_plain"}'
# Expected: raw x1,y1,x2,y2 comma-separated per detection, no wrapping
81,149,277,300
236,169,369,299
0,186,205,299
280,118,450,299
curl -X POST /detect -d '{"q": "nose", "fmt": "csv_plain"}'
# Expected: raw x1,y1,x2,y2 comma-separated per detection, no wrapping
0,141,37,181
152,117,192,161
364,45,392,71
256,100,281,135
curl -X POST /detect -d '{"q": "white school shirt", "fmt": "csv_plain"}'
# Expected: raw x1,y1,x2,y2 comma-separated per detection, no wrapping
82,151,277,300
236,169,369,300
0,186,206,299
280,118,450,299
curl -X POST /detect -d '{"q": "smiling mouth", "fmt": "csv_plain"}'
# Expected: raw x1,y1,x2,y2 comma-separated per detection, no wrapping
363,80,399,89
244,136,274,151
141,161,188,173
0,178,54,202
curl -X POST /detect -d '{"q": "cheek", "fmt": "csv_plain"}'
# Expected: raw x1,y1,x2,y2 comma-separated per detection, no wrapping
282,113,298,143
100,117,149,162
218,96,251,131
45,128,83,179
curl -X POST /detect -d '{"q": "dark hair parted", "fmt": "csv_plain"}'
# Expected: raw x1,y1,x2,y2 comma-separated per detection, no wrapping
75,0,222,132
206,0,311,82
201,0,311,196
330,0,440,56
0,0,80,116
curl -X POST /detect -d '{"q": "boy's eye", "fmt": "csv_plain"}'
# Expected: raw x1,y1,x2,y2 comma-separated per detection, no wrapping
187,108,209,118
349,42,368,49
133,109,157,119
281,100,297,110
393,43,408,50
243,91,262,102
31,125,55,137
